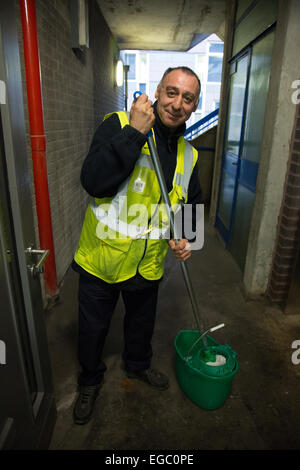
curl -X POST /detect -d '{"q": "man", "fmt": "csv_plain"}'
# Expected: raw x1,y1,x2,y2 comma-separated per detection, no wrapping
72,66,202,425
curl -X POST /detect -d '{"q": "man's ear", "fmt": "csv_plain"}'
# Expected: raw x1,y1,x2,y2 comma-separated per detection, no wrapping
155,87,159,100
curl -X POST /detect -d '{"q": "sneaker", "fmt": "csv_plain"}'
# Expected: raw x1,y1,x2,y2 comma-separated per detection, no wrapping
126,368,169,390
73,383,101,425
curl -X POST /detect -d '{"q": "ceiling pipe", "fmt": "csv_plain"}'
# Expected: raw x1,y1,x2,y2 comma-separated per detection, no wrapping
19,0,58,298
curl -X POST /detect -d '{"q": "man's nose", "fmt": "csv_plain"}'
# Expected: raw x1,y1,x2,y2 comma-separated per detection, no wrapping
172,95,182,110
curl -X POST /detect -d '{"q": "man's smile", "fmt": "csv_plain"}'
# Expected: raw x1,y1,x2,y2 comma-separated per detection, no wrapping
166,111,182,119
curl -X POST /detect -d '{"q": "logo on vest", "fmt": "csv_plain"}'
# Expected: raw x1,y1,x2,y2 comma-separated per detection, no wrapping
133,176,145,194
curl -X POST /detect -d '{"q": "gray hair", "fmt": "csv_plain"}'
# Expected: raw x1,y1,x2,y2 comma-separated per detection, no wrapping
158,66,201,95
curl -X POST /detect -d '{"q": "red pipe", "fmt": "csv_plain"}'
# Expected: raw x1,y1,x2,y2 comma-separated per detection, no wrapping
20,0,58,297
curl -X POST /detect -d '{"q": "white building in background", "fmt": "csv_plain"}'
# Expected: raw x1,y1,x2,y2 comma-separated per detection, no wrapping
120,34,223,129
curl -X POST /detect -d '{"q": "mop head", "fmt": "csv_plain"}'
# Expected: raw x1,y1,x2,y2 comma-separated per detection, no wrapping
200,348,218,363
199,347,226,365
205,354,227,366
186,345,236,377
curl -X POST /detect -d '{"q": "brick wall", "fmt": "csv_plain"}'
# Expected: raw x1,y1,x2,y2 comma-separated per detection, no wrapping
267,103,300,306
15,0,123,287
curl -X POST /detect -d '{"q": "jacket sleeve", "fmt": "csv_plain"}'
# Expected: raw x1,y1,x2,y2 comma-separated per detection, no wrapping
80,113,147,198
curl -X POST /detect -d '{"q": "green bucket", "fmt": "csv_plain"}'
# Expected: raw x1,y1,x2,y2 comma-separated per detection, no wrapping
174,330,238,410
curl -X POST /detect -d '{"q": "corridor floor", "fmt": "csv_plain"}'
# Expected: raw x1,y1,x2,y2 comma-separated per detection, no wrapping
47,222,300,450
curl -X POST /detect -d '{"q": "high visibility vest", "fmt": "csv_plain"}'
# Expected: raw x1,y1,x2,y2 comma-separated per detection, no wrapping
74,111,198,283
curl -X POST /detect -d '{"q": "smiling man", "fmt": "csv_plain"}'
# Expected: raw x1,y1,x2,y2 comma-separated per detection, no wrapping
72,66,202,425
155,67,200,129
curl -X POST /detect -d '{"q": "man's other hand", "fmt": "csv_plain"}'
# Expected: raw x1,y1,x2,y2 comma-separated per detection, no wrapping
168,238,191,262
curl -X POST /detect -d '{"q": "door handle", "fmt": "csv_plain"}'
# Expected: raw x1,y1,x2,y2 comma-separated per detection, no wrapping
26,247,50,278
232,162,238,165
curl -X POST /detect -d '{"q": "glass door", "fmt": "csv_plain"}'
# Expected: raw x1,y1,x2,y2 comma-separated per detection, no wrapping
229,30,275,270
216,29,275,271
215,53,250,244
0,2,56,449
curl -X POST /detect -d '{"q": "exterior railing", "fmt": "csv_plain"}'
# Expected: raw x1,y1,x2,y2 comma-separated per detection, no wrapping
184,108,219,140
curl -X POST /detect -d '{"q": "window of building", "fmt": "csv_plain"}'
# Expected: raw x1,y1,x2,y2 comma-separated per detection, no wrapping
196,54,207,85
139,53,147,82
208,56,223,82
125,53,136,80
209,43,224,53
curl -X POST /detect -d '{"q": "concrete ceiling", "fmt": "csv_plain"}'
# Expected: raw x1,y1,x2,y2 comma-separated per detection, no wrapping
96,0,226,51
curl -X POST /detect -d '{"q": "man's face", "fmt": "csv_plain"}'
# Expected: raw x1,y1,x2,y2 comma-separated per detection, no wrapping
155,70,200,129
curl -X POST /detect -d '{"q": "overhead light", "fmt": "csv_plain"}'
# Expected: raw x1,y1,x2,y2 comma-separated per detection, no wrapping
116,59,124,87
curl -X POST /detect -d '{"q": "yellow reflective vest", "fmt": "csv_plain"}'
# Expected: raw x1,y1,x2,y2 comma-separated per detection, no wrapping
74,111,198,283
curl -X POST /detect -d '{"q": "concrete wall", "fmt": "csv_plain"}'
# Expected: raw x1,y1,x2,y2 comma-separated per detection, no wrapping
15,0,124,288
243,0,300,297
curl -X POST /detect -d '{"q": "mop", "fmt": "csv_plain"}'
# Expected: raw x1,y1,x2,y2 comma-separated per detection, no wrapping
130,93,240,411
133,91,226,364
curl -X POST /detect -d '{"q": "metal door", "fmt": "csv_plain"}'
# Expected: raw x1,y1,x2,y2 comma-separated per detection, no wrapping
215,52,250,245
0,2,56,449
216,29,275,271
229,30,275,270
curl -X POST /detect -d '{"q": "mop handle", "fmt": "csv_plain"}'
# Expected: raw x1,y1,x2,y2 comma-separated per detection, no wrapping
133,91,207,343
133,91,179,240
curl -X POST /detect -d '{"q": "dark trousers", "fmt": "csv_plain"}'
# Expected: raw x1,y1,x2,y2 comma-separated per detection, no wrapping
77,274,159,386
